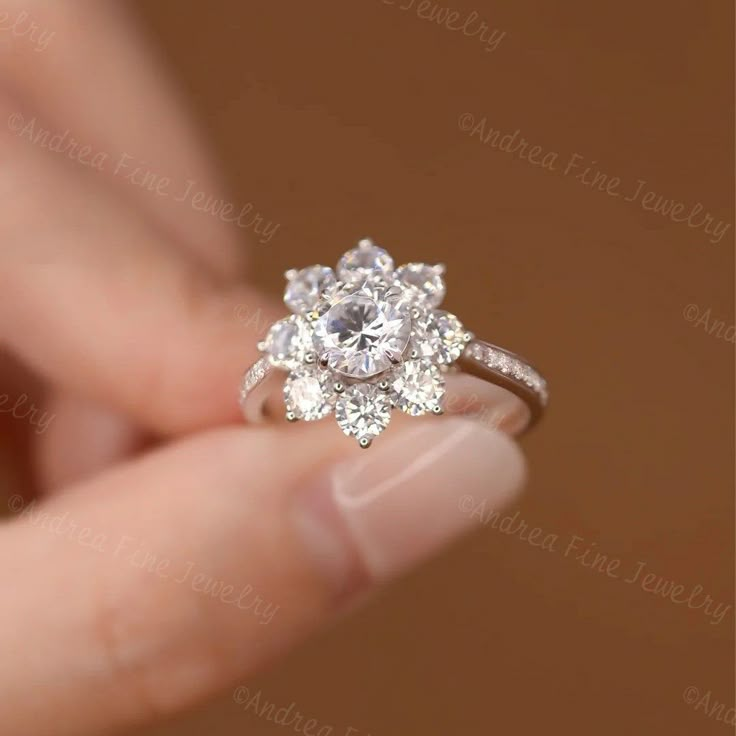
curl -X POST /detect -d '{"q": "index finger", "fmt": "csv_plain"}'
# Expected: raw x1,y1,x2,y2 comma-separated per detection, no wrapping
0,0,248,276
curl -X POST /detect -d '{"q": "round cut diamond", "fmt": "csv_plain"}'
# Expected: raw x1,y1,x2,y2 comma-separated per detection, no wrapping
335,384,391,442
315,288,411,378
337,240,394,283
284,265,337,314
429,310,467,364
264,316,311,369
396,263,446,307
284,369,333,420
391,360,445,416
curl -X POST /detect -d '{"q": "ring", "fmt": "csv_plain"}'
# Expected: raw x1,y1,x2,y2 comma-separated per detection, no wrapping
240,239,548,448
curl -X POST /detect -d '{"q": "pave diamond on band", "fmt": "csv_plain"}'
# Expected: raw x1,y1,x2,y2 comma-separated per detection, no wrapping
240,239,548,447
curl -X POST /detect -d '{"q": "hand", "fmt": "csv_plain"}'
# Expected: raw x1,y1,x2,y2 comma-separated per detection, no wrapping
0,4,526,734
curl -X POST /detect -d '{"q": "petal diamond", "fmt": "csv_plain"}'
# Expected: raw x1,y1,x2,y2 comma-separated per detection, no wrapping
335,384,392,444
284,265,337,314
284,368,333,420
337,239,394,283
391,360,445,416
396,263,446,307
263,316,312,369
429,310,467,364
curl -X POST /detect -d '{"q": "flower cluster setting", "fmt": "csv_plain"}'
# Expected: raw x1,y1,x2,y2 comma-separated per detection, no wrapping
258,239,472,447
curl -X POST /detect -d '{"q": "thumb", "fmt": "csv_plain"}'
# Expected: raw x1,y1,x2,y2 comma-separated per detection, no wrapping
0,417,525,736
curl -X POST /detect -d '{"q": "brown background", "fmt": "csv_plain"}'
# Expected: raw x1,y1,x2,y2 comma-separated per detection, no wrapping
133,1,734,734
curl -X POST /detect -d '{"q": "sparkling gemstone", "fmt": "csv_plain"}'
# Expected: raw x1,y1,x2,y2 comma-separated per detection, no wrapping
337,240,394,283
284,369,333,420
335,384,392,442
263,316,311,369
284,265,337,314
429,310,467,364
391,360,445,416
396,263,446,307
315,288,411,378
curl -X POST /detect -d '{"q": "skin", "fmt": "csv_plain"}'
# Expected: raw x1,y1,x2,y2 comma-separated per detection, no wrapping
0,3,527,734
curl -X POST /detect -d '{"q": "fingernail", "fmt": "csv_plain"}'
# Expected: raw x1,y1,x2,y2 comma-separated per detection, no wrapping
292,418,526,594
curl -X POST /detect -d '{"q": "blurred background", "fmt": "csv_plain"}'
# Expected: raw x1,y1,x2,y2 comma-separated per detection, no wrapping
21,0,736,734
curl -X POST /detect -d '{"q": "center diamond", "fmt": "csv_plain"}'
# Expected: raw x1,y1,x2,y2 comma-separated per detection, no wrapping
315,291,411,378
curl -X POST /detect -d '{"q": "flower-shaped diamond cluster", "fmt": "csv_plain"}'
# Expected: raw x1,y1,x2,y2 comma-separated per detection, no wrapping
259,239,471,447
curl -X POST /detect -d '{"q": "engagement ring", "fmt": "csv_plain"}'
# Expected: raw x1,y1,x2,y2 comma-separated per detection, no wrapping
240,239,548,447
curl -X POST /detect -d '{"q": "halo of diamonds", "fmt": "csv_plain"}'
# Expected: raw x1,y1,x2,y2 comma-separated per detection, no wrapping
257,239,471,447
